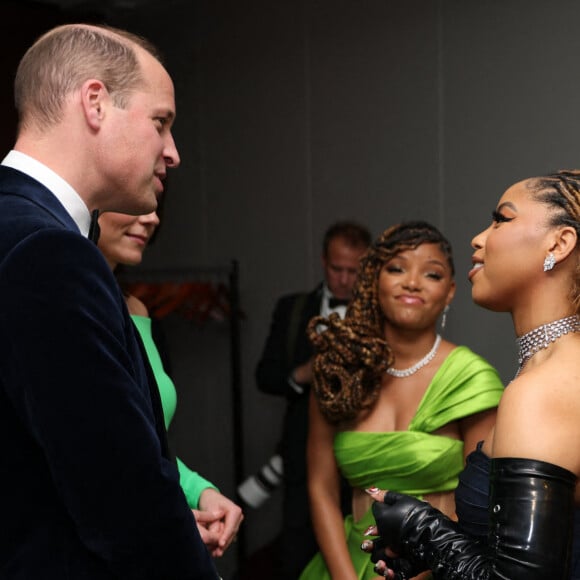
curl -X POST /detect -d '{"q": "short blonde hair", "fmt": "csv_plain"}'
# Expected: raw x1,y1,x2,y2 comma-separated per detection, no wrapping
14,24,162,132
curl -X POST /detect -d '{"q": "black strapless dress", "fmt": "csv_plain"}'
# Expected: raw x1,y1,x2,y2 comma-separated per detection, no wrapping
455,441,580,579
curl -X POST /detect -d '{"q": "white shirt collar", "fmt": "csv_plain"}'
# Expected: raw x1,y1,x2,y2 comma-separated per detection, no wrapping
320,283,348,319
2,150,92,237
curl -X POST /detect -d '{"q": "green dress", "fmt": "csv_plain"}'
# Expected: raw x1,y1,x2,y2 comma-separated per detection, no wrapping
299,346,504,580
132,314,218,509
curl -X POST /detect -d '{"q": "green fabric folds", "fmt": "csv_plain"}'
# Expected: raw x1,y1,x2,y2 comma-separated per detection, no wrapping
299,346,503,579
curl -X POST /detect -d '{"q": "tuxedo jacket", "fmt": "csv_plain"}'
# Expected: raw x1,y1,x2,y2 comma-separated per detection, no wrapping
0,166,217,579
256,285,352,530
255,285,322,518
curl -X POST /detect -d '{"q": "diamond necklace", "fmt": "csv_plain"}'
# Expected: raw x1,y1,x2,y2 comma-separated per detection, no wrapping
386,334,442,378
515,314,580,376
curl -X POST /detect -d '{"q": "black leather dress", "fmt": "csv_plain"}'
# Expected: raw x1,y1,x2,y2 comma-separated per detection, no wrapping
455,441,580,579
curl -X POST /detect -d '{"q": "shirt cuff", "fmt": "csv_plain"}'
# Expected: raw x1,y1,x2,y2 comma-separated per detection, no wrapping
287,375,305,394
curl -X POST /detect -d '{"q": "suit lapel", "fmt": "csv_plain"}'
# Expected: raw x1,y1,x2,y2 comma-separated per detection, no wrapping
0,165,80,233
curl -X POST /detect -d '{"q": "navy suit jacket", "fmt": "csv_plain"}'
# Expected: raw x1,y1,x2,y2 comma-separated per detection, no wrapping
0,166,217,579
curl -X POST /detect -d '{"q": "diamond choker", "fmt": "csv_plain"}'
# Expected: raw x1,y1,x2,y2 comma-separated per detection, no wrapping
516,314,580,375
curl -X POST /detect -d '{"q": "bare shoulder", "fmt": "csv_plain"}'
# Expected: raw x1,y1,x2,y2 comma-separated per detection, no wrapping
125,294,149,317
493,356,580,474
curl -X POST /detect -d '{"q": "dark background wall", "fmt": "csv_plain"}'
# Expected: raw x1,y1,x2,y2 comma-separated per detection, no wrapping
8,1,580,577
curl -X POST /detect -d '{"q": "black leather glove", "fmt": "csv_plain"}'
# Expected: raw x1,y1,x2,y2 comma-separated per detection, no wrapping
371,492,487,579
376,553,426,580
367,458,576,580
369,495,429,579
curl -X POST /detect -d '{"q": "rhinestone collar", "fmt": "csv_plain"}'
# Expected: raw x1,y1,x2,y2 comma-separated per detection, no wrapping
516,314,580,376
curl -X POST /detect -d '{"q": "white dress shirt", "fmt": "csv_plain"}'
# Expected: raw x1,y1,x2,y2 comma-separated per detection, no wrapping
2,150,92,237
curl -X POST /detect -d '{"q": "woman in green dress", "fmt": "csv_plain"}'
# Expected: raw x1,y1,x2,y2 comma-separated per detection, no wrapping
97,209,243,559
299,221,503,580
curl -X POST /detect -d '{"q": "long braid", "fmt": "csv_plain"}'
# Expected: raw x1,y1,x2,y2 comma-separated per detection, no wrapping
308,221,454,424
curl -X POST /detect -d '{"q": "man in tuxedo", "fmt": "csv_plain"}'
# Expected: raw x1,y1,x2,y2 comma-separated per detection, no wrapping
255,221,371,578
0,24,219,579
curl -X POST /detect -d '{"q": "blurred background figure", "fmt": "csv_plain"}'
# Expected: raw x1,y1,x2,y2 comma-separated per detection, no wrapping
247,221,371,579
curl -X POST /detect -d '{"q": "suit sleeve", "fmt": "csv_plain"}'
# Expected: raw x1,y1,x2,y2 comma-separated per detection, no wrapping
255,295,303,398
0,230,218,579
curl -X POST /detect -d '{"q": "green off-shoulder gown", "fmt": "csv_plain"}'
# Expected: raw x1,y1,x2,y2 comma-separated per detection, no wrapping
299,346,504,580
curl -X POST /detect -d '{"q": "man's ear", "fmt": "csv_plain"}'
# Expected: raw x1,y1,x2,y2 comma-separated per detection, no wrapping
550,226,578,265
80,79,107,130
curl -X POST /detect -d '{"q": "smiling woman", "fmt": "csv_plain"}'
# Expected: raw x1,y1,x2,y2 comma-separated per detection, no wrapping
298,221,503,580
98,211,160,270
97,210,244,560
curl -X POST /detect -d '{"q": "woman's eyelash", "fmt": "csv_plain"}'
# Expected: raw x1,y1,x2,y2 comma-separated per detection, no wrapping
492,210,512,223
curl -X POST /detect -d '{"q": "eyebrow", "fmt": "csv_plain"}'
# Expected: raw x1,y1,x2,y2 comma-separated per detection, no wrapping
389,255,446,268
155,109,175,122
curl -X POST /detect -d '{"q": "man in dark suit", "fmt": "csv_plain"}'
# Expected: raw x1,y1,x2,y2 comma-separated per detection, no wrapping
255,221,371,578
0,24,219,579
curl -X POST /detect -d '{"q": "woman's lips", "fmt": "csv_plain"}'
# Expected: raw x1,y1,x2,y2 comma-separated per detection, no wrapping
468,262,484,281
127,234,148,246
397,295,424,305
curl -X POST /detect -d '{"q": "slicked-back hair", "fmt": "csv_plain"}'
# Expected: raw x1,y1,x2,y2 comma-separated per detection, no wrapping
529,170,580,312
15,24,162,132
308,220,454,424
322,221,372,256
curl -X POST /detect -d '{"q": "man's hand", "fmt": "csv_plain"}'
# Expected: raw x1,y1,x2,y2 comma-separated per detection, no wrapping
292,357,314,385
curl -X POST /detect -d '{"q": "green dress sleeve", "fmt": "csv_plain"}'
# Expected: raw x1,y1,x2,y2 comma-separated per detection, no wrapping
131,314,219,509
176,457,219,510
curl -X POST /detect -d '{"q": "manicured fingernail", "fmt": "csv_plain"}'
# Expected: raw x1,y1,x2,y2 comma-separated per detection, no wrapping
360,539,373,550
365,487,380,494
364,525,376,536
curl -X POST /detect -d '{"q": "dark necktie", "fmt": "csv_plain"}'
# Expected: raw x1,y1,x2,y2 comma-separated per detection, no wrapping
328,297,350,309
88,209,100,244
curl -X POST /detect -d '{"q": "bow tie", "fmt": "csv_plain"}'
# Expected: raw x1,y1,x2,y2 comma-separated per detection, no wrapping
88,209,100,245
328,297,350,309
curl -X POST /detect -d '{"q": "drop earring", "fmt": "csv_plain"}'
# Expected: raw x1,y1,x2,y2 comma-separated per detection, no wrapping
441,305,450,330
543,252,555,272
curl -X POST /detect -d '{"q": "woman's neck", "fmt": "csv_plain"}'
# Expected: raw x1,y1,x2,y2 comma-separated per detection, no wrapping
384,326,439,365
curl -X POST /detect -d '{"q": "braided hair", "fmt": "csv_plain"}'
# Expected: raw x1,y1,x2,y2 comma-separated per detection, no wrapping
308,220,454,424
529,170,580,312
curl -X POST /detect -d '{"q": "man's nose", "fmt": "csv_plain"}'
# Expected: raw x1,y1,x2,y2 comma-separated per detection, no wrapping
164,133,180,168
